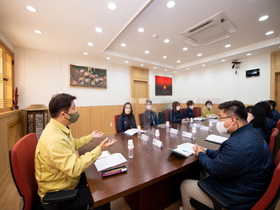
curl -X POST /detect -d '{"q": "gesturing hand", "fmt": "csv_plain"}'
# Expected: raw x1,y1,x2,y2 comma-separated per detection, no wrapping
99,138,117,150
91,130,104,138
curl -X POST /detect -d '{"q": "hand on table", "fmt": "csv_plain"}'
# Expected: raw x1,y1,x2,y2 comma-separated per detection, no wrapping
193,143,206,156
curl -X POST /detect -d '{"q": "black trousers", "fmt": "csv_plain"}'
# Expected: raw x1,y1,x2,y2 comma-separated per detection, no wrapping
42,173,110,210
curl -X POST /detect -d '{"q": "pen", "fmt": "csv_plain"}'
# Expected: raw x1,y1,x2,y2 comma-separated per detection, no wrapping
103,168,127,176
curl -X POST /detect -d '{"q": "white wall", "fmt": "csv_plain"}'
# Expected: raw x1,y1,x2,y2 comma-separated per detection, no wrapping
174,53,271,105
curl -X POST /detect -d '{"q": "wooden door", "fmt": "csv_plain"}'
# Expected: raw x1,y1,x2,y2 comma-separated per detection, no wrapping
130,66,149,126
271,51,280,112
275,73,280,111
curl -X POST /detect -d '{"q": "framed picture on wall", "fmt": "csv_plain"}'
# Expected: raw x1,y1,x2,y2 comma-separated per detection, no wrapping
155,76,172,96
69,64,107,88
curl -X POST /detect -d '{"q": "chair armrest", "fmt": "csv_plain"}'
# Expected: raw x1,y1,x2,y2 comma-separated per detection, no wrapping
42,189,78,203
198,181,231,209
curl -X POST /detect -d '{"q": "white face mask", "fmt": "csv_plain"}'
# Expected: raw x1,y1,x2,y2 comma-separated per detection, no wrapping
247,113,254,123
189,106,194,109
207,104,212,109
216,118,232,134
176,106,181,111
146,105,152,110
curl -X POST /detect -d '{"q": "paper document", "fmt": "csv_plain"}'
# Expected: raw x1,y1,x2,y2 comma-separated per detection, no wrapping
167,142,196,157
94,153,127,171
193,117,206,121
124,128,147,136
205,134,228,144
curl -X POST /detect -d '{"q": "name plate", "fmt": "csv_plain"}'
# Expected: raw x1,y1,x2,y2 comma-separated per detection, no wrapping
153,138,163,148
182,131,192,138
170,128,179,134
141,134,149,142
192,123,200,127
200,125,210,131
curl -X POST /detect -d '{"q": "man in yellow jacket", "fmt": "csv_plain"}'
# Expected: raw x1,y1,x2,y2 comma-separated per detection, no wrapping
35,93,116,210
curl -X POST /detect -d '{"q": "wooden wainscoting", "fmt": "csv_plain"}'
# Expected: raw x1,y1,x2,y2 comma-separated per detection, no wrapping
0,110,24,185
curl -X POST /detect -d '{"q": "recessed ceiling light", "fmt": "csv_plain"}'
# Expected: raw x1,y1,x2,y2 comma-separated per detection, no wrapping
145,50,149,54
140,64,144,66
174,71,177,73
225,44,231,48
197,53,202,56
247,53,252,56
164,39,170,43
121,43,126,47
107,3,117,10
202,64,206,66
95,27,103,33
154,67,157,69
125,61,129,63
183,47,188,51
222,59,226,62
266,31,274,35
106,57,110,59
88,42,94,46
163,56,167,59
167,1,175,8
177,60,181,63
138,28,144,33
34,30,42,34
26,5,37,12
83,52,88,55
187,68,190,70
259,15,269,21
165,69,168,71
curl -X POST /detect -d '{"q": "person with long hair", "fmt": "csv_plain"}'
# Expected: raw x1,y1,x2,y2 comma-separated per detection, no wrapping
117,102,137,133
246,106,270,144
170,101,187,123
255,101,275,132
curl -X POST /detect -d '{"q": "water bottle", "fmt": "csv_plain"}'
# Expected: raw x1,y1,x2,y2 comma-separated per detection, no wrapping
155,129,160,139
137,125,141,138
192,126,197,140
128,139,134,158
209,121,213,132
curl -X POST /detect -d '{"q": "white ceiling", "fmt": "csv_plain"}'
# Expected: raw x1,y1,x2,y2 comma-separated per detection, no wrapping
0,0,280,73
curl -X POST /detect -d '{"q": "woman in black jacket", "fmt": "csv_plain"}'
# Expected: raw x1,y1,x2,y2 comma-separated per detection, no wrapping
117,102,136,133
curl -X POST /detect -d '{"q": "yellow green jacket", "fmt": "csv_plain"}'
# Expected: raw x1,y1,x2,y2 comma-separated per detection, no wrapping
35,118,101,200
202,106,214,117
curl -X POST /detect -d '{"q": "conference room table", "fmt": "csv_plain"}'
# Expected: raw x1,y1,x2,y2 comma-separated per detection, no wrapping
78,119,229,210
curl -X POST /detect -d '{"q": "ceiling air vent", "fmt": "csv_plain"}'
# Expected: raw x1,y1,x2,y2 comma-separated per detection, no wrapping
181,12,237,47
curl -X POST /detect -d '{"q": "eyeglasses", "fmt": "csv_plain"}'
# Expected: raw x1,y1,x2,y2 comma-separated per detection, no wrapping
217,116,233,121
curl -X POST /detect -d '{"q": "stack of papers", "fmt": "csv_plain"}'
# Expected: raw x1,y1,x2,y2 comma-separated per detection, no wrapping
193,117,206,121
205,134,228,144
94,153,127,171
167,142,196,157
124,128,147,136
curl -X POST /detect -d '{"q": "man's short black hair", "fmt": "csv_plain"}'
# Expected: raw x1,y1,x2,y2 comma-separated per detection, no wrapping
267,100,277,109
218,100,247,120
49,93,76,118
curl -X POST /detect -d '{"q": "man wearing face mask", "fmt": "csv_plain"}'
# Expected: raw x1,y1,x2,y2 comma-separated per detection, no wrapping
142,99,159,128
35,93,116,210
180,100,275,210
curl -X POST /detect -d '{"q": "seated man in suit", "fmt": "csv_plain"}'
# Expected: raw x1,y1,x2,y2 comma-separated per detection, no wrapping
180,100,275,210
35,93,116,210
142,99,159,128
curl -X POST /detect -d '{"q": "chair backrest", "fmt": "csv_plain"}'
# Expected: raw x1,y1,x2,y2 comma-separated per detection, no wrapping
180,108,186,117
193,107,201,117
165,110,171,122
138,113,143,128
252,150,280,210
269,128,279,153
9,133,38,210
114,114,121,133
276,119,280,130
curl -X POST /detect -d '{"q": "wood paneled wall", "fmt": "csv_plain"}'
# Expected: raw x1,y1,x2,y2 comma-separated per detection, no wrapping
0,110,24,184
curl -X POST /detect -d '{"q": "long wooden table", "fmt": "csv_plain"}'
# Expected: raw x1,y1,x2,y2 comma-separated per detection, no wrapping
78,120,229,210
